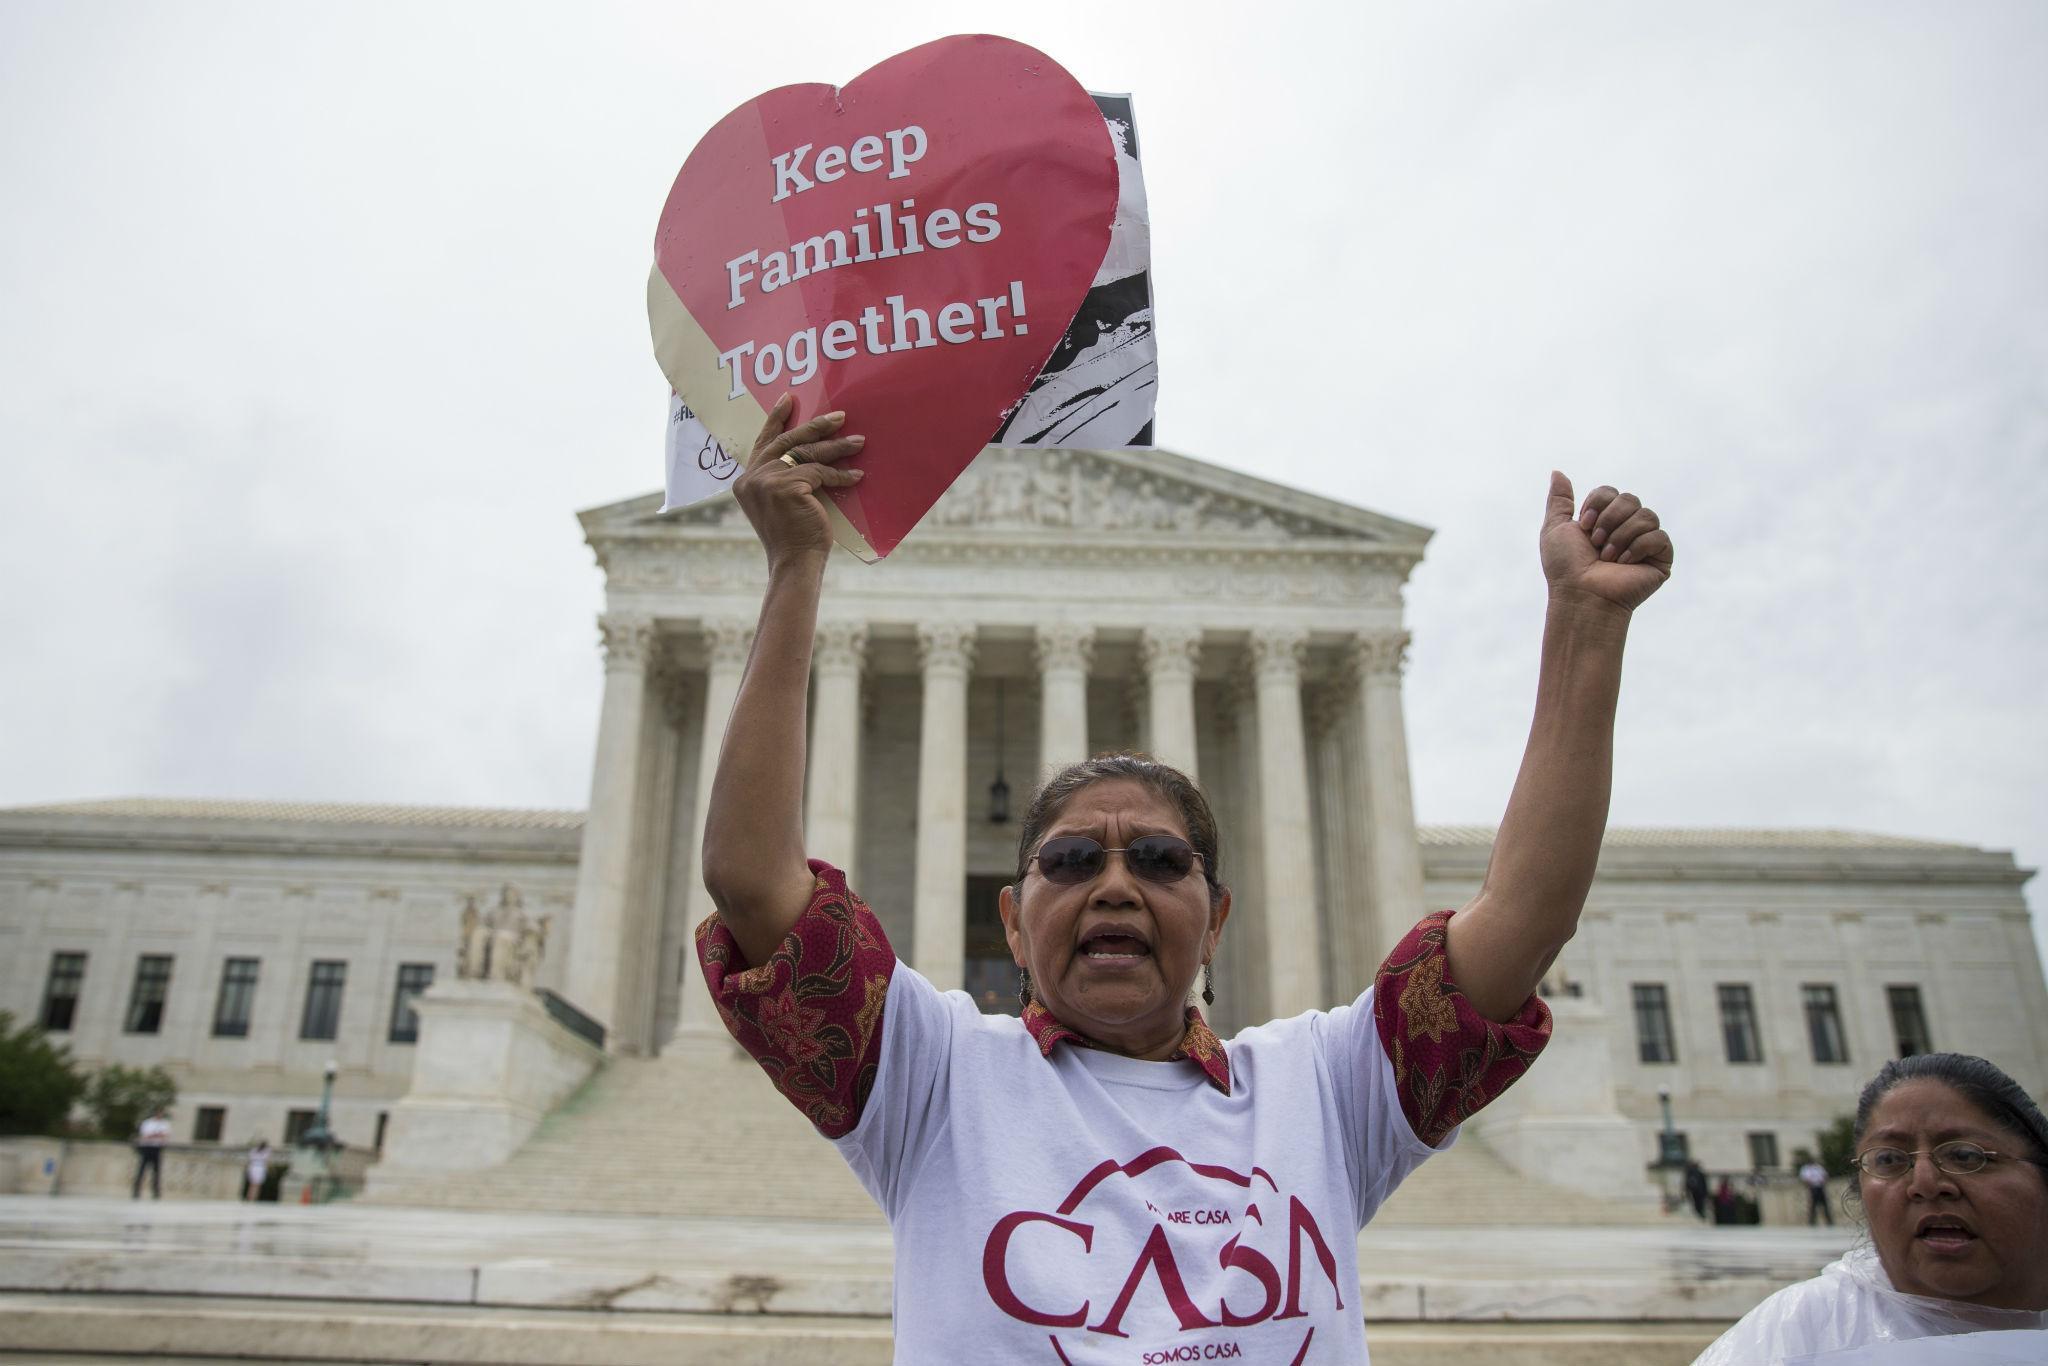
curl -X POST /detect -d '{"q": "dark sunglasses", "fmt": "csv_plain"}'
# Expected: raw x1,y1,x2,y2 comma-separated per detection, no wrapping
1029,835,1203,886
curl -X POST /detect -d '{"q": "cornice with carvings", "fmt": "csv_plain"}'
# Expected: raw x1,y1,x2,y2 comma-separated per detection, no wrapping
593,538,1411,613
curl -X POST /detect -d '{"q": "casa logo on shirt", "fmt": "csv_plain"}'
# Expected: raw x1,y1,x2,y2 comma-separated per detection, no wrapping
980,1146,1343,1363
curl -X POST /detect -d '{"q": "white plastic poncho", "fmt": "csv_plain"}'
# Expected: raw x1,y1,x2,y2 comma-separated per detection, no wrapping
1693,1246,2048,1365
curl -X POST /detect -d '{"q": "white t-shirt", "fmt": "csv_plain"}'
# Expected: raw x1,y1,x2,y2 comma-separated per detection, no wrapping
137,1116,171,1146
1800,1162,1829,1190
1693,1246,2048,1365
836,961,1448,1364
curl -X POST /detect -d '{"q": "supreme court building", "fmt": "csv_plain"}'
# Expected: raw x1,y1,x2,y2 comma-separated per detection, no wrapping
3,446,2044,1183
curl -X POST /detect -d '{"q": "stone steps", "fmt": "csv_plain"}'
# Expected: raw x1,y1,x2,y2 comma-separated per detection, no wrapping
367,1048,1660,1226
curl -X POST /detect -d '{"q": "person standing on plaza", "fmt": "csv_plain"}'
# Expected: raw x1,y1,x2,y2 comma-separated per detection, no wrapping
242,1139,271,1201
1799,1152,1833,1226
1684,1158,1711,1220
131,1106,170,1199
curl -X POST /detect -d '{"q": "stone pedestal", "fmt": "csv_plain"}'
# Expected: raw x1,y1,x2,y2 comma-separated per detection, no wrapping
367,981,604,1201
1466,996,1661,1209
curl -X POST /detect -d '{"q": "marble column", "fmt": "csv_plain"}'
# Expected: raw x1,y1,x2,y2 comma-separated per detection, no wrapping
565,614,655,1041
1035,622,1093,776
1306,683,1361,1000
1352,631,1426,967
1140,626,1202,780
671,617,754,1045
1250,627,1321,1018
913,623,976,990
805,621,868,878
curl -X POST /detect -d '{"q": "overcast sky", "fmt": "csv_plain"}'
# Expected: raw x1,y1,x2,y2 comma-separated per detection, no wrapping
3,2,2043,965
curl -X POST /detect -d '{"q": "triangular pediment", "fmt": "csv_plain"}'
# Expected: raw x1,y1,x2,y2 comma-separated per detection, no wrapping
579,447,1431,549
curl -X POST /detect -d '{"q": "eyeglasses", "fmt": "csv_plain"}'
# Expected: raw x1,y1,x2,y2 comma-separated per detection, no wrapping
1027,835,1203,887
1851,1141,2037,1180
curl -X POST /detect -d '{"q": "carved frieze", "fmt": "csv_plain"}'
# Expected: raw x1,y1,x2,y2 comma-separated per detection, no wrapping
920,448,1331,538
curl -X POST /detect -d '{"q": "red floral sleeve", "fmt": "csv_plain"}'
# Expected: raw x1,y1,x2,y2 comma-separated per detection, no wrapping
1372,909,1552,1147
695,860,895,1139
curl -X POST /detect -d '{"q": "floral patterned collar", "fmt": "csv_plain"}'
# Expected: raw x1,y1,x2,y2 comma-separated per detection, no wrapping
1020,1001,1232,1095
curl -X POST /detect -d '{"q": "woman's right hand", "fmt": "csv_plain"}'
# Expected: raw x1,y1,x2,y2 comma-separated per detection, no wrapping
732,394,865,572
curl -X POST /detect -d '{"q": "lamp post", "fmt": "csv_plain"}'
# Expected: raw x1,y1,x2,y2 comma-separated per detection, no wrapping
988,678,1011,824
1656,1085,1685,1165
292,1059,343,1204
1652,1084,1688,1213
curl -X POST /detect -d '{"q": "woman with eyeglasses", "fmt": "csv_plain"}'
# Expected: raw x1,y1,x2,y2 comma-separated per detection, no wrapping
695,400,1672,1362
1694,1053,2048,1363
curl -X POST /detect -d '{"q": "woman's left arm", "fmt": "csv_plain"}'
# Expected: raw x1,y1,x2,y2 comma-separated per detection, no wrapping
1445,472,1674,1021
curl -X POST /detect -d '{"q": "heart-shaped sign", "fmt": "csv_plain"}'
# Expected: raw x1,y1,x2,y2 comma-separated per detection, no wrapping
649,35,1118,560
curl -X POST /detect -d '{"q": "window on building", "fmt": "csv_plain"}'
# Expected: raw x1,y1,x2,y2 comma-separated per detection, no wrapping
1888,985,1933,1058
1631,983,1677,1063
387,964,434,1043
193,1106,226,1143
213,958,260,1038
1747,1131,1781,1170
1802,983,1850,1064
1717,983,1763,1063
125,955,174,1034
299,961,346,1041
40,952,87,1032
283,1109,317,1145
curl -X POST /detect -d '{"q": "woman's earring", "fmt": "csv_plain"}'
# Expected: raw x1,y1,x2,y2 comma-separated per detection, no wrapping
1202,962,1215,1007
1018,967,1034,1009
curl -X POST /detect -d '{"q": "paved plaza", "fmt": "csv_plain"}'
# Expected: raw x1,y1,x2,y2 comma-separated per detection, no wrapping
0,1195,1856,1363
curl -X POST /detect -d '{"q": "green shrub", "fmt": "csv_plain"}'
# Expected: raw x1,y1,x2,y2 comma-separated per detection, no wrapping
84,1064,178,1141
1817,1115,1856,1178
0,1011,88,1135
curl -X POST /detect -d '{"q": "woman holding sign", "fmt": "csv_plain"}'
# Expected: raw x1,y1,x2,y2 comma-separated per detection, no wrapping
698,399,1673,1362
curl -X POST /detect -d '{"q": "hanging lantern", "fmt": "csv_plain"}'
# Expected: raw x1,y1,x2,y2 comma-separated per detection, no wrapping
989,677,1011,823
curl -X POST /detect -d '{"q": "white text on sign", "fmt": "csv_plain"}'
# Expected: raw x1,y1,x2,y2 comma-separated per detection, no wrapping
725,200,1002,309
771,125,927,201
717,285,1029,396
714,122,1036,398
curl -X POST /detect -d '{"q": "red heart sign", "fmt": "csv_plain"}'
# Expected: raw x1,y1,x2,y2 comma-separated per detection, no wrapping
649,35,1118,560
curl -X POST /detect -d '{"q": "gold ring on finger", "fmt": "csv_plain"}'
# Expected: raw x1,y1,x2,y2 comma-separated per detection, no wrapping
778,451,805,468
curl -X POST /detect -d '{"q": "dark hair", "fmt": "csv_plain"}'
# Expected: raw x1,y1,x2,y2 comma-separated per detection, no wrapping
1853,1052,2048,1168
1013,753,1224,906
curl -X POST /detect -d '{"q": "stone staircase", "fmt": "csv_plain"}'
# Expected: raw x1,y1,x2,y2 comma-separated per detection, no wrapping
369,1045,1661,1227
370,1043,880,1220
